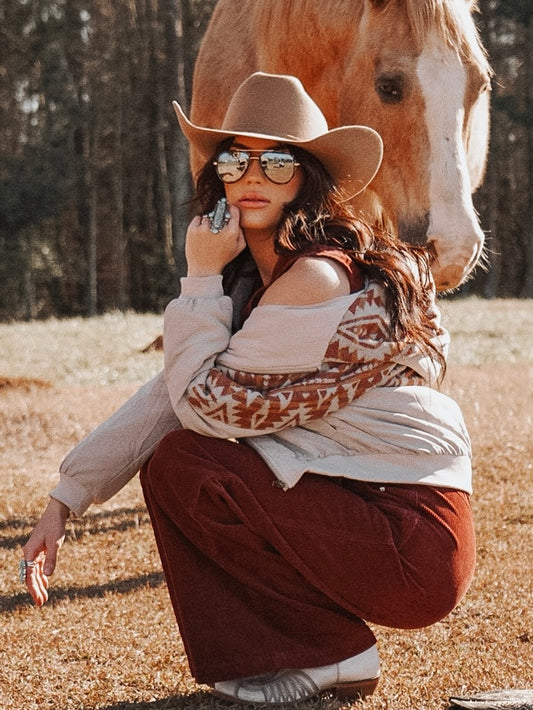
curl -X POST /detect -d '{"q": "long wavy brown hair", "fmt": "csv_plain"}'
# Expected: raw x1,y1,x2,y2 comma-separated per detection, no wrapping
193,138,445,376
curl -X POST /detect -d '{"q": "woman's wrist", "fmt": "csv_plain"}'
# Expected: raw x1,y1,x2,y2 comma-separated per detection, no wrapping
47,497,71,521
186,266,223,277
179,274,225,298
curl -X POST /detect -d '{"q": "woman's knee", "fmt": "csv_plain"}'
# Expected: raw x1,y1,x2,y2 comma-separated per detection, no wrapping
140,429,241,503
140,428,200,491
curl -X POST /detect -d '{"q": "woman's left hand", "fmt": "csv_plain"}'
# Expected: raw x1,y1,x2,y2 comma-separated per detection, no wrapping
185,203,246,277
22,497,70,606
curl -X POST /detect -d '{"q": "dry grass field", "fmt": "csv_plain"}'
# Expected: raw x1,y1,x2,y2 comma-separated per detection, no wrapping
1,299,531,710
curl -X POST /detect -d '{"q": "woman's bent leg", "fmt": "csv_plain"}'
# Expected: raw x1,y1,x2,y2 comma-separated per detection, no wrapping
140,430,475,684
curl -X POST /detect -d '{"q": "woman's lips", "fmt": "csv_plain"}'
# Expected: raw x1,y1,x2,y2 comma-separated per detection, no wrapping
238,194,270,208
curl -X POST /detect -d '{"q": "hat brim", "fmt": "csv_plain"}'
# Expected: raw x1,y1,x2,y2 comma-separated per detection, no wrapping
172,101,383,199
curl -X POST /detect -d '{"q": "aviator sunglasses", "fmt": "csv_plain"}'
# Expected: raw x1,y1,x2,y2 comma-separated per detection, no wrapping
214,149,300,185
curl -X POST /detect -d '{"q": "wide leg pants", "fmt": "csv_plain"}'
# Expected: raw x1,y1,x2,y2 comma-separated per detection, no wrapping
140,429,475,684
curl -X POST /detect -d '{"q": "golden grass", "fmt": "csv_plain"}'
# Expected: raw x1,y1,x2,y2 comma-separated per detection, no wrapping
0,311,164,385
0,299,532,710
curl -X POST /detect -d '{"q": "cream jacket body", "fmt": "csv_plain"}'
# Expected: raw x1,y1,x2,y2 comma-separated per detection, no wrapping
52,275,471,517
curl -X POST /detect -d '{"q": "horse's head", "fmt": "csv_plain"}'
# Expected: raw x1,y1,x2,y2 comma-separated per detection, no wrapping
342,0,491,290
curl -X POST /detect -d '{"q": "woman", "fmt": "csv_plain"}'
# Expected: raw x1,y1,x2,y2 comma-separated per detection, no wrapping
22,73,475,705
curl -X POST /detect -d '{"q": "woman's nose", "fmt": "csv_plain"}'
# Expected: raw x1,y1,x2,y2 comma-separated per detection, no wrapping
244,157,264,182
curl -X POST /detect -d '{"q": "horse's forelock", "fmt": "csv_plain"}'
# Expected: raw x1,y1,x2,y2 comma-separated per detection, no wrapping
388,0,490,74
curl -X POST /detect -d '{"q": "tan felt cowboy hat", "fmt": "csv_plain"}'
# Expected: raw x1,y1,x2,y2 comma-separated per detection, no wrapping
172,72,383,198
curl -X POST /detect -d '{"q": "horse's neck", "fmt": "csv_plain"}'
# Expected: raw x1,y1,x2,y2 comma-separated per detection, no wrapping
254,1,365,126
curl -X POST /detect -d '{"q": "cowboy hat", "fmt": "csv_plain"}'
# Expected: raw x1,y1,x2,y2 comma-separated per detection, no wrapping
172,72,383,198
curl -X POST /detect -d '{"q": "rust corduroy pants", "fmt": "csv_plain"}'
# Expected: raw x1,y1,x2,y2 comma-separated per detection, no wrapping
140,429,476,684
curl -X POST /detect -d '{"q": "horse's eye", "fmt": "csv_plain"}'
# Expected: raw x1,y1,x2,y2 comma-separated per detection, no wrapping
480,79,491,95
375,74,404,104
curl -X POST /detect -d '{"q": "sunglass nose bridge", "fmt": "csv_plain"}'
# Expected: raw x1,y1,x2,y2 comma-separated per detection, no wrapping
244,155,266,180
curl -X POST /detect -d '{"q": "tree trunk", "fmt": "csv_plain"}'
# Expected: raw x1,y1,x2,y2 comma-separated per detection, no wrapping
525,10,533,297
87,122,98,316
113,93,126,310
23,228,36,320
170,0,196,278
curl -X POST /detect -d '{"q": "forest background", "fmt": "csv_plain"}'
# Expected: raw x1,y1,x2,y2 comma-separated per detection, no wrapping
1,0,532,321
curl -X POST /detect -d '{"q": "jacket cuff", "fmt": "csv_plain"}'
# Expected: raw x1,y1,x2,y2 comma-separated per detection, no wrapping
49,477,94,518
179,275,224,297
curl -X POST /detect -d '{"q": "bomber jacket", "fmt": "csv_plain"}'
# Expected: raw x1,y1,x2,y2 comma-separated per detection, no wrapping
51,262,471,517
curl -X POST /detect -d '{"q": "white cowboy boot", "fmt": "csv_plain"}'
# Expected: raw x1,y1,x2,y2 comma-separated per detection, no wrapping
211,643,380,705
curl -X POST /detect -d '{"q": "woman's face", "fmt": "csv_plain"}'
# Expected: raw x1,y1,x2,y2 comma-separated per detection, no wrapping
222,137,304,237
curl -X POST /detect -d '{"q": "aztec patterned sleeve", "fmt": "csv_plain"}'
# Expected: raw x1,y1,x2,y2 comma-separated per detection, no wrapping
171,281,443,438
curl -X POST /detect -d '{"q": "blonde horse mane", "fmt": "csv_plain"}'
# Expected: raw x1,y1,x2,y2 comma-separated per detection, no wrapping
378,0,491,74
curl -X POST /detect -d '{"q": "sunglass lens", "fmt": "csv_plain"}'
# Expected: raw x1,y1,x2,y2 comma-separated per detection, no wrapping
215,151,249,183
261,152,296,184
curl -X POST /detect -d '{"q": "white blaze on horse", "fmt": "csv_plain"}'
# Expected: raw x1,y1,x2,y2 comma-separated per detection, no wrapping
190,0,491,290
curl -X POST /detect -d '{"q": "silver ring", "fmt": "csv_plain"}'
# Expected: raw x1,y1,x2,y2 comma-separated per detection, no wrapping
207,198,231,234
19,559,36,584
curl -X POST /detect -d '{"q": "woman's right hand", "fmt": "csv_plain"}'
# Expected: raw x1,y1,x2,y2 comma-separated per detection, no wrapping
22,497,70,606
185,203,246,277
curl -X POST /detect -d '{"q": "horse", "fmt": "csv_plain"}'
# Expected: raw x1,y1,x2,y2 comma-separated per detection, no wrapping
189,0,491,291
